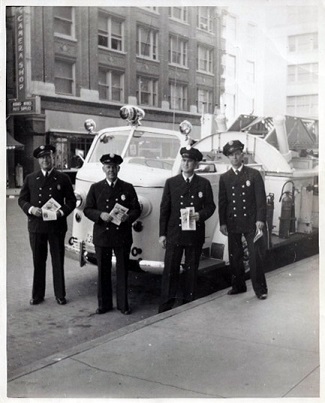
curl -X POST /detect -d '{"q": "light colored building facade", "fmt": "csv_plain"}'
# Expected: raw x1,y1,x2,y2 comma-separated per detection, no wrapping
220,2,320,125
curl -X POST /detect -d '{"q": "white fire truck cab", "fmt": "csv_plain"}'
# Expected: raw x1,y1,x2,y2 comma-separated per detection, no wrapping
68,105,318,274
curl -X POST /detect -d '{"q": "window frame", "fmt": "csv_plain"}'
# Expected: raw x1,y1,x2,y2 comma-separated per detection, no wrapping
98,68,125,102
169,35,188,67
169,82,188,111
168,7,188,23
288,33,318,53
197,44,213,74
54,58,76,96
197,7,213,32
286,94,318,117
98,13,124,52
137,76,159,107
287,63,318,84
136,25,159,61
53,6,75,39
197,87,213,113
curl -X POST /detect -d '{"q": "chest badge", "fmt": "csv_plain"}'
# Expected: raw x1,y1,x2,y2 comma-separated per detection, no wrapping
57,184,61,190
246,180,251,187
198,192,203,198
121,194,126,201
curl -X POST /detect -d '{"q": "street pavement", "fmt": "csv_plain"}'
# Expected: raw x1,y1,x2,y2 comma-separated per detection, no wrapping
7,254,320,398
6,196,228,376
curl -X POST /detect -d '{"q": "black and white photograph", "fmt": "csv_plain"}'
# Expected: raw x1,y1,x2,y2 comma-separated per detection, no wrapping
1,0,323,400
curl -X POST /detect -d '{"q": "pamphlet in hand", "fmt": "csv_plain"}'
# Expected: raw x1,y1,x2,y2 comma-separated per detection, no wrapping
42,198,61,221
253,228,263,243
110,203,129,226
180,207,196,231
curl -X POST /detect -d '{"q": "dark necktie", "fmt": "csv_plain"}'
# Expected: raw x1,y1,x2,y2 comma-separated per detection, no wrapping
235,170,239,175
186,178,190,184
45,171,48,178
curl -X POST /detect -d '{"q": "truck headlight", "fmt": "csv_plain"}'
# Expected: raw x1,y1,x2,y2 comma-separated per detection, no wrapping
74,191,87,209
138,196,152,218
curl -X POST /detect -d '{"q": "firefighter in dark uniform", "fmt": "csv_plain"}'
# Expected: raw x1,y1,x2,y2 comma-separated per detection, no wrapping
18,145,76,305
218,140,268,299
158,146,216,313
84,154,141,315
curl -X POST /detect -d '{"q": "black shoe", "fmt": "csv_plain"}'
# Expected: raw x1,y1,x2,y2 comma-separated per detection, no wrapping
30,298,44,305
120,308,131,315
96,307,111,314
56,297,67,305
257,293,267,300
227,288,247,295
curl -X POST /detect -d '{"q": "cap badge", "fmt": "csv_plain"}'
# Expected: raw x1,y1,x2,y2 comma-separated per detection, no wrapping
186,145,191,150
40,145,45,150
109,153,115,158
229,141,233,146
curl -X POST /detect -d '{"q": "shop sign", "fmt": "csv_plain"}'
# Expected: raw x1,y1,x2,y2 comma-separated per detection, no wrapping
8,96,41,115
15,6,26,99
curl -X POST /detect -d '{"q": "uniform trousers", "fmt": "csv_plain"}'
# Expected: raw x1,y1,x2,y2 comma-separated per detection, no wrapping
29,232,66,300
159,243,203,313
228,229,268,296
95,245,130,312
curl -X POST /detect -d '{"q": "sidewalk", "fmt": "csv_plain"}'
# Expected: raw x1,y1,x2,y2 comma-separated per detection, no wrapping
7,255,319,399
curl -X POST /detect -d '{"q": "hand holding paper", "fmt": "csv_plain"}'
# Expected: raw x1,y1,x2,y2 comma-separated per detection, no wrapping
42,198,61,221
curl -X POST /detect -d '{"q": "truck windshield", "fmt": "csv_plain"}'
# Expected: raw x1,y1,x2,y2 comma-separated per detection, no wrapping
87,129,180,170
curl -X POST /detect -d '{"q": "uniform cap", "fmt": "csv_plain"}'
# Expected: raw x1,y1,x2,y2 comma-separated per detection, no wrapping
180,146,203,162
33,144,56,158
223,140,244,156
100,153,123,165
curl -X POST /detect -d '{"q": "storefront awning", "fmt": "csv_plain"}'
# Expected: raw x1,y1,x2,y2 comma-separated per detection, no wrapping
7,132,24,150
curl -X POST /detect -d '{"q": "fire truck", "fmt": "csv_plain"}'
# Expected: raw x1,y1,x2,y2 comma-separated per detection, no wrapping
67,105,319,273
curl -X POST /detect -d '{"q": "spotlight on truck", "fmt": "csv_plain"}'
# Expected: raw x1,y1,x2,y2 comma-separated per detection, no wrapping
120,105,145,126
84,119,96,133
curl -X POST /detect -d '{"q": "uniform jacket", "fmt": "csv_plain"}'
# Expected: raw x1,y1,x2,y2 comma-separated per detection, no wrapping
84,178,141,247
218,166,266,233
18,169,76,233
159,174,216,246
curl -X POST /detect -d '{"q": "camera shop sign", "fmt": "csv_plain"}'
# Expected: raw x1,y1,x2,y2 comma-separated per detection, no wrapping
8,7,40,115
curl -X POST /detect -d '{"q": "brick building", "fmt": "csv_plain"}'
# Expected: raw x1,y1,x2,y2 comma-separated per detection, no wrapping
6,6,224,186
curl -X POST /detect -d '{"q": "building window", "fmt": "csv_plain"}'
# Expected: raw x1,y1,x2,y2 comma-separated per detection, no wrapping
288,33,318,53
197,45,213,73
137,76,158,106
197,7,213,32
98,13,124,51
54,6,74,38
197,88,213,113
288,63,318,83
98,69,124,102
224,93,236,118
169,82,188,111
136,26,158,60
247,61,255,83
226,54,236,79
54,59,75,95
287,95,318,117
143,7,158,12
247,23,256,46
226,14,236,43
168,7,188,22
169,36,188,67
